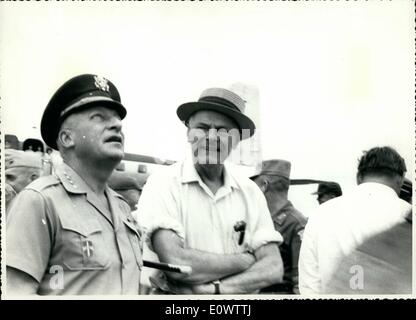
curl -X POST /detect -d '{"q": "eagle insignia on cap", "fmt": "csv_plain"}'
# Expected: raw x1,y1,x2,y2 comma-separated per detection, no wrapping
94,75,110,92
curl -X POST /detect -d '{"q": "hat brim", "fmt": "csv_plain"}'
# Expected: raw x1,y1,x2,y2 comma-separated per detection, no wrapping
311,190,341,196
177,101,256,139
41,99,126,150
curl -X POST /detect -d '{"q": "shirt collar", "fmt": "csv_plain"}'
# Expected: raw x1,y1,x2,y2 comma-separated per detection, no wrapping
270,199,291,218
181,156,239,190
55,162,125,200
55,162,128,228
357,182,398,197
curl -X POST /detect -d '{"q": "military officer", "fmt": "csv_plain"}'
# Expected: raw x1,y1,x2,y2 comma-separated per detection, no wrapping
6,74,143,295
251,159,307,294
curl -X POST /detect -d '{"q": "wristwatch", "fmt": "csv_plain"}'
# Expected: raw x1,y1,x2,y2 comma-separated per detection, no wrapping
212,280,221,294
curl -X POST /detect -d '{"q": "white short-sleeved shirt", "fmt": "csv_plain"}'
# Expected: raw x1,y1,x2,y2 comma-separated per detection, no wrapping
138,157,282,256
298,182,411,295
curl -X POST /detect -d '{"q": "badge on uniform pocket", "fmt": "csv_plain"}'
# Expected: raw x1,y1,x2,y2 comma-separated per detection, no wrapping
60,218,110,270
82,239,94,258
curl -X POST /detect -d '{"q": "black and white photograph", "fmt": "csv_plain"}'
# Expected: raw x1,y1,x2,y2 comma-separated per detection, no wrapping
0,0,414,301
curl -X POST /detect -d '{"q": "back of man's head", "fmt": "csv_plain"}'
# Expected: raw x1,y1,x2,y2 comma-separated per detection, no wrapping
357,146,406,194
251,159,291,195
252,174,289,194
267,175,290,194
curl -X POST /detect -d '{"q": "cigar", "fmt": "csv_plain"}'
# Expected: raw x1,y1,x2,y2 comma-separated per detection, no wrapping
143,260,192,275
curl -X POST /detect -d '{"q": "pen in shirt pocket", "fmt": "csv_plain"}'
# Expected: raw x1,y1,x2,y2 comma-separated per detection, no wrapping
233,221,246,245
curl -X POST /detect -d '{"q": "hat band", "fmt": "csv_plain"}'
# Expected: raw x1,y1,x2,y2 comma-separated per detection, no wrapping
60,96,115,118
199,96,242,113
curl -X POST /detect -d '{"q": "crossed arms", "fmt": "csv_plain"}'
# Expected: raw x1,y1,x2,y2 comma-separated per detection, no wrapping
151,229,284,294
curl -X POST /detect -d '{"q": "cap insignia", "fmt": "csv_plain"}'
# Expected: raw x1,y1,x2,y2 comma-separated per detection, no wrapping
94,75,110,92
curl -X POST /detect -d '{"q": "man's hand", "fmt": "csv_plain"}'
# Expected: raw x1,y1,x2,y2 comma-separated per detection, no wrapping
219,242,283,294
152,229,256,284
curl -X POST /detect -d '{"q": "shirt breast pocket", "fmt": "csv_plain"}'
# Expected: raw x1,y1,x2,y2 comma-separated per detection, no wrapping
59,217,110,270
122,219,143,269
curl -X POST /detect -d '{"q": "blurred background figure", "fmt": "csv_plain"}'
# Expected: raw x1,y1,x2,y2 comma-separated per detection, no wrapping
22,138,44,154
399,177,412,204
325,174,412,294
5,149,43,215
37,146,64,175
108,170,149,212
299,146,411,294
325,210,412,294
251,159,307,294
312,181,342,205
115,162,126,171
108,169,152,294
5,134,20,150
49,148,64,174
42,147,54,175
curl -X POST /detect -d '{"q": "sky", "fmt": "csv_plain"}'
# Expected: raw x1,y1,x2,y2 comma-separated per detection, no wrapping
1,1,414,215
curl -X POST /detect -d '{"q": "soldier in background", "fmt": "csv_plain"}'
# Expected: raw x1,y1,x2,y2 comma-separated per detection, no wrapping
5,149,43,215
22,138,44,154
108,170,149,211
5,134,20,150
251,159,307,294
312,181,342,205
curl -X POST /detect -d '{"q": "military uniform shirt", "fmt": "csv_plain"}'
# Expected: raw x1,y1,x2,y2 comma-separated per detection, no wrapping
6,163,143,295
261,200,306,294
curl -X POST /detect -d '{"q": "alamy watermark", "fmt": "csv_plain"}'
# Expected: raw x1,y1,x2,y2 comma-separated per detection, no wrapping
349,264,364,290
185,128,260,165
49,265,64,290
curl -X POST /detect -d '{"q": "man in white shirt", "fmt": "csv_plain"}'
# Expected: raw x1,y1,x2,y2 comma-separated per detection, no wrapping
299,146,411,294
138,87,284,294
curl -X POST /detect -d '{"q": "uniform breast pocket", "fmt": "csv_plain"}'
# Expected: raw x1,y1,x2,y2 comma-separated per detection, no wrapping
123,219,143,269
59,217,110,270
